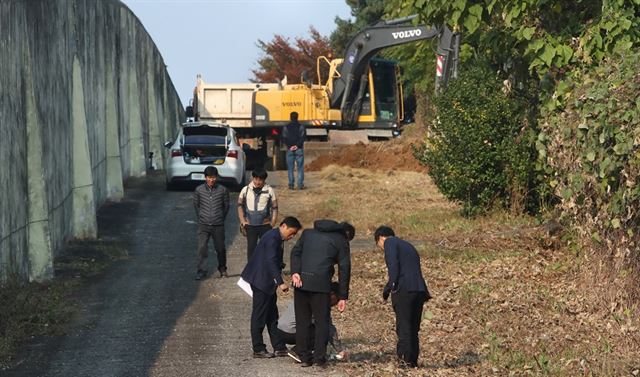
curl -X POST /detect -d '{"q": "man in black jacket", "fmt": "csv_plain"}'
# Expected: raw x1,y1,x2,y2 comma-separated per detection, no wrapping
375,225,431,368
282,111,306,190
290,220,354,367
193,166,230,280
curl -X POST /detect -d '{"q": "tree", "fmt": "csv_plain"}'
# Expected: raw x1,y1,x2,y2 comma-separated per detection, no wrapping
414,60,536,216
251,27,333,84
385,0,640,99
396,0,640,216
329,0,386,56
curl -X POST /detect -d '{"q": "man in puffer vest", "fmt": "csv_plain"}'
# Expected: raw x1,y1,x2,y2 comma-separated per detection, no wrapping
193,166,230,280
238,169,278,261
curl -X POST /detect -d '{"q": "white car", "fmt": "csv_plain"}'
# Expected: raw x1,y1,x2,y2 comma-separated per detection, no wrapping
164,122,246,190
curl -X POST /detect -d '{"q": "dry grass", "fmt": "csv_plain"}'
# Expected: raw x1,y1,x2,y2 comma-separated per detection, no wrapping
275,166,640,376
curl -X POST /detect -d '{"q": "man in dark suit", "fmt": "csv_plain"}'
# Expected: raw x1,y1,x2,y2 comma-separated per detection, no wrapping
290,220,354,368
375,225,431,368
241,216,302,358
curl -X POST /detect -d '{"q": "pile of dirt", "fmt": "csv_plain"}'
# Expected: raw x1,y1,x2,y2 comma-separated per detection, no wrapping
307,139,426,173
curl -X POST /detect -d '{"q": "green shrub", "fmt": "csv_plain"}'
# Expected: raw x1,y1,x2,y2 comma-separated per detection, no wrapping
414,62,537,216
537,51,640,256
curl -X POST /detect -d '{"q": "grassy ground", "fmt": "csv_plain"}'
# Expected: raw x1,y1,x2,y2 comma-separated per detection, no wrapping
0,240,128,367
276,166,640,376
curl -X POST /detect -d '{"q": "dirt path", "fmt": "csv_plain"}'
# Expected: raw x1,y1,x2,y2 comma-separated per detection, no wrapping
4,172,342,377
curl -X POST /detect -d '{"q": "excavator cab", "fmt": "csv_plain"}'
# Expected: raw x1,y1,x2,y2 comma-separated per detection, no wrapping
342,58,402,129
369,59,402,124
317,56,403,129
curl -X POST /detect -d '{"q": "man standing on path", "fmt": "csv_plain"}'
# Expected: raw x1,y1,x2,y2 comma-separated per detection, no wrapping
237,169,278,261
241,216,302,358
290,220,354,368
374,225,431,368
282,111,305,190
193,166,230,280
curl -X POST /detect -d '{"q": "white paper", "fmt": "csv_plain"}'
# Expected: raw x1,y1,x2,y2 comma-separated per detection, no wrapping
237,277,253,297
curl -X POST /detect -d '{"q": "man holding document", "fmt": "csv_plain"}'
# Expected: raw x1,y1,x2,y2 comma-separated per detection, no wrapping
240,216,302,358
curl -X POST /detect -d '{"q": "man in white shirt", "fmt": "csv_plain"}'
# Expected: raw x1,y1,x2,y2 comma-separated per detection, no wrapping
237,169,278,261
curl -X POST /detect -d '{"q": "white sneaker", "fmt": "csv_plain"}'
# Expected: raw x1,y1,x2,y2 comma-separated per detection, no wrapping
287,350,301,363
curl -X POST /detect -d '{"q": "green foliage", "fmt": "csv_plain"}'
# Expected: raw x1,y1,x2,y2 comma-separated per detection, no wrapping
329,0,386,56
414,62,536,216
385,0,640,96
538,51,640,253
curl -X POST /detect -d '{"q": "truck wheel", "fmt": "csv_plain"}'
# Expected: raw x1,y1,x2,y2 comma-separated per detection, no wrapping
272,148,287,171
239,170,247,187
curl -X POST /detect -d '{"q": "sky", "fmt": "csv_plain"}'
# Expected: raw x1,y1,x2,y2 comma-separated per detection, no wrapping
121,0,353,107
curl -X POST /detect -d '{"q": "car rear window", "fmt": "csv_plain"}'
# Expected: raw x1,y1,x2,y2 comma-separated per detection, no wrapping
184,135,226,145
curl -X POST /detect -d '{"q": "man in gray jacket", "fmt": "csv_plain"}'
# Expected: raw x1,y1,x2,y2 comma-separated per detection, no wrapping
194,166,230,280
290,220,354,367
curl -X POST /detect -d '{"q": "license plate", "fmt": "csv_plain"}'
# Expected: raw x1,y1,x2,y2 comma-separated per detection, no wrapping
191,173,204,180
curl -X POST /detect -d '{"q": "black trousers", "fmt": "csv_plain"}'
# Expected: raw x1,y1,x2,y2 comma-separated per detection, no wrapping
391,291,428,367
250,285,285,353
197,224,226,272
246,224,271,261
274,328,296,345
274,326,315,353
294,289,330,364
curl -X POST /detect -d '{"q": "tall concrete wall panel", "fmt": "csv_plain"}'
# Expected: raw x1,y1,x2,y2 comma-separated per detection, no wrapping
0,0,184,283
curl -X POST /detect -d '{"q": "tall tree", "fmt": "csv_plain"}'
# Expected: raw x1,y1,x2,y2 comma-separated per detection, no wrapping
251,27,333,84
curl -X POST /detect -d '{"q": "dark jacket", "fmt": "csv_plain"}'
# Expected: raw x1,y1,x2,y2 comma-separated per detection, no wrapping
282,121,305,149
290,220,351,299
193,182,230,226
241,228,284,294
383,237,427,293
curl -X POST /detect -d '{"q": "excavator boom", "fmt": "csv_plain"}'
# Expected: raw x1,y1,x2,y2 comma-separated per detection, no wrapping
331,16,459,126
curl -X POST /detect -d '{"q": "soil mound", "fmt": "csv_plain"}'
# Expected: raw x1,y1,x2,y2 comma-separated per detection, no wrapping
307,139,426,172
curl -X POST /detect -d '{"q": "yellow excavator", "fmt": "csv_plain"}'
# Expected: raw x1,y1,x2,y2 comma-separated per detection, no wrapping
251,15,460,138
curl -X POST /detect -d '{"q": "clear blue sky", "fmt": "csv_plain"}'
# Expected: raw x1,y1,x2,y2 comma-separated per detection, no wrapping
121,0,352,106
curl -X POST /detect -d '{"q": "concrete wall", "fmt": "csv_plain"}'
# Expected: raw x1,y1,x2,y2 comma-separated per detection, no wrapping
0,0,184,283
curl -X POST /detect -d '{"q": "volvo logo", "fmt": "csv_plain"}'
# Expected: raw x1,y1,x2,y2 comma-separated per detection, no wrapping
392,29,422,39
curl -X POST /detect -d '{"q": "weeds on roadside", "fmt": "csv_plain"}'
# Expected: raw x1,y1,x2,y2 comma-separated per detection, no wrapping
0,240,127,365
0,278,77,364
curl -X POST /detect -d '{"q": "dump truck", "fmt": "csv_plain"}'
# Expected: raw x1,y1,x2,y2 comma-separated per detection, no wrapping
188,79,287,168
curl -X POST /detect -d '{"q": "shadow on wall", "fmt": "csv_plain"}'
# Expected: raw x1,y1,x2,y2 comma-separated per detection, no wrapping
0,0,185,284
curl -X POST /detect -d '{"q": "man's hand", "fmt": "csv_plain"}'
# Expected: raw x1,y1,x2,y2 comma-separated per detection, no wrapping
291,273,302,288
279,283,289,293
240,219,248,227
382,286,391,302
289,145,298,152
337,299,347,312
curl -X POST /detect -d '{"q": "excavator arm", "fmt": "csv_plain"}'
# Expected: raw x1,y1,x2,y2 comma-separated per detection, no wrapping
331,15,459,126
